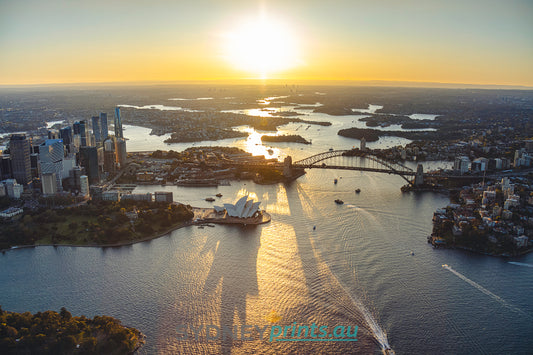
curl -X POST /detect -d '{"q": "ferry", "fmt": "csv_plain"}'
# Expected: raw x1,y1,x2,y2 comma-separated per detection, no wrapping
335,199,344,205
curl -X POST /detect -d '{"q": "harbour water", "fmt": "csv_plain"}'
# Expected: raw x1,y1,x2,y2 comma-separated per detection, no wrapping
1,102,533,354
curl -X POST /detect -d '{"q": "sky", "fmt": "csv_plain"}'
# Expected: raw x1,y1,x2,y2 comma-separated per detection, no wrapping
1,0,532,86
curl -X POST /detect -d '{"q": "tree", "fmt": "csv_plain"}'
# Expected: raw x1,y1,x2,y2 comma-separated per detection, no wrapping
60,307,72,320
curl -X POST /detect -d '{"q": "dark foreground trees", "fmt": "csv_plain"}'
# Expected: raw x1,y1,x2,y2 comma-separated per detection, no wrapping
0,306,143,354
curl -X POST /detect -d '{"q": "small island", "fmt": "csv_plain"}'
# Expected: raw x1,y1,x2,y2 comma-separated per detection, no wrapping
0,306,143,354
261,134,311,144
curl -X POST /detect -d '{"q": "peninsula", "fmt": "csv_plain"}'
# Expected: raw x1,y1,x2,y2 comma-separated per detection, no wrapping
0,199,194,250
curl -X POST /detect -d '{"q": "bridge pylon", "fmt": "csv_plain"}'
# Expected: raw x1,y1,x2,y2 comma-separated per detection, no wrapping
283,156,293,178
413,163,424,186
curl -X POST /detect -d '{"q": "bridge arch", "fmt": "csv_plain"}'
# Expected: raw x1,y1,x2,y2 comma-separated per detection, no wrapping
292,150,415,184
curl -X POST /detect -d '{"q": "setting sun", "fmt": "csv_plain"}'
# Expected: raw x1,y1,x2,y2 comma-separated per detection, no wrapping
220,14,302,79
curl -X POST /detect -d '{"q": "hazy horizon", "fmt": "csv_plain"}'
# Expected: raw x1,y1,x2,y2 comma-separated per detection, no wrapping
1,79,532,91
1,0,532,87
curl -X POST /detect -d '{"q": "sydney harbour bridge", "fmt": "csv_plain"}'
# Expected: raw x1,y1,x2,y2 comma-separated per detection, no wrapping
215,149,425,186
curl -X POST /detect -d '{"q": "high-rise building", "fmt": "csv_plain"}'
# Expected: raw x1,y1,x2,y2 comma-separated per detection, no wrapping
60,126,72,146
48,129,60,140
9,134,32,185
41,173,58,195
74,120,87,146
0,155,12,180
103,137,116,174
454,156,470,175
72,166,83,191
30,153,40,178
114,107,123,139
79,146,100,184
115,138,127,167
100,112,109,141
79,175,89,196
39,139,64,192
91,116,101,143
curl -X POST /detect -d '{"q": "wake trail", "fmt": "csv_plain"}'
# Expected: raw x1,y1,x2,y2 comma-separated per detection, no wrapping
508,261,533,268
442,264,529,317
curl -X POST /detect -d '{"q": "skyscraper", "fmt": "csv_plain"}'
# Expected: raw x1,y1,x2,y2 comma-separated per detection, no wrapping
92,113,109,144
74,120,87,146
79,146,100,184
59,126,72,146
39,139,64,192
99,112,108,141
114,107,123,139
9,134,31,185
115,138,127,168
91,116,101,143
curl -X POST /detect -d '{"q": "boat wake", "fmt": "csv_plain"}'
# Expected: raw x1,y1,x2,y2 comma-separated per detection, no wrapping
508,261,533,268
442,264,528,317
324,263,393,352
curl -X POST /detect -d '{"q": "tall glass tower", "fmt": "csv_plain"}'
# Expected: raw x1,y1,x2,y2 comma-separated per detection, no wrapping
114,107,123,139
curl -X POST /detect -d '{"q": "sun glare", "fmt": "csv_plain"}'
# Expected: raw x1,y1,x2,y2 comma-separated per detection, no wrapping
221,15,302,79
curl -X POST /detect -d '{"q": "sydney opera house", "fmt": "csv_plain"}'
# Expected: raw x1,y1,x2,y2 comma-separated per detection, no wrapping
214,195,261,219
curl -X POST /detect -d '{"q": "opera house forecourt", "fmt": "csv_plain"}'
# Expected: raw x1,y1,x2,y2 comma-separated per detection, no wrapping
209,195,271,225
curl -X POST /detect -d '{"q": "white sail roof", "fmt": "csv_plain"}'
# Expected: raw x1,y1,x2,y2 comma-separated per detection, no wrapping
220,195,261,218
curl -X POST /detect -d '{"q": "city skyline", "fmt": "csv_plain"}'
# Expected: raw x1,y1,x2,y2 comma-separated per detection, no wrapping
1,0,532,87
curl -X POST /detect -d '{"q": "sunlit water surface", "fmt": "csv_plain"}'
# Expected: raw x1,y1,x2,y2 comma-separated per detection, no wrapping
1,102,532,354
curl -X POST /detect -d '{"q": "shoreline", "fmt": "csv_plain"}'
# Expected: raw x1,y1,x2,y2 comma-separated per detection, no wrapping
437,244,533,257
1,221,194,253
1,209,272,253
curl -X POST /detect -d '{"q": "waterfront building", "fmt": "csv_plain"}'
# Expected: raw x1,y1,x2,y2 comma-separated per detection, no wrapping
514,235,529,248
115,138,127,167
453,156,470,175
100,191,120,201
9,134,32,185
114,107,123,139
121,192,152,202
219,195,261,218
154,191,173,203
39,139,64,192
